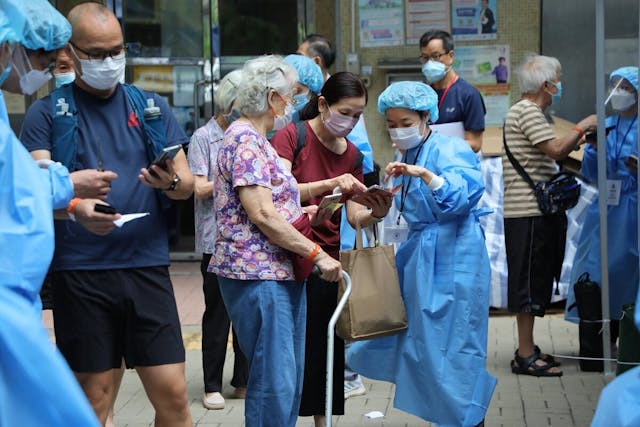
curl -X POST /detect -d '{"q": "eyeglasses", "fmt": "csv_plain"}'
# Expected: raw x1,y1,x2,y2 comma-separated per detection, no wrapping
419,51,449,63
70,42,126,61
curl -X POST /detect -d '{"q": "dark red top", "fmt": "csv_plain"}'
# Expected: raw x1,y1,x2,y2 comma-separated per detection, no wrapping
271,121,364,259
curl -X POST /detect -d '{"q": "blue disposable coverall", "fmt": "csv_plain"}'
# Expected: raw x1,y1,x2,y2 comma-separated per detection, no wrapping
566,113,639,321
347,131,496,426
590,286,640,427
0,91,99,425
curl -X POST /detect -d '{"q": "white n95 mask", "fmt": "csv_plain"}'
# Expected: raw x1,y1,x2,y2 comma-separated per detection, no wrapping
388,125,424,150
20,69,52,95
79,53,126,90
609,89,637,111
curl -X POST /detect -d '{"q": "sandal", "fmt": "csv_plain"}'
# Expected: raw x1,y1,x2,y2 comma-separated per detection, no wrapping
510,351,563,377
534,345,561,367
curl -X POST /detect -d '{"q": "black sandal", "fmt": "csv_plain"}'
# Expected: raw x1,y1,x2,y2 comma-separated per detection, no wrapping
534,345,561,367
510,351,563,377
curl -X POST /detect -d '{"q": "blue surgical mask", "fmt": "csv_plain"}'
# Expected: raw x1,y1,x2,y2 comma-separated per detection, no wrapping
273,103,295,131
223,108,241,124
546,81,562,104
422,60,448,84
293,92,310,112
54,71,75,88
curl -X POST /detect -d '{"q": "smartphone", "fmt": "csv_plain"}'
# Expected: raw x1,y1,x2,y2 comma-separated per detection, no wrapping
148,144,182,176
584,125,614,143
365,184,402,198
317,193,344,214
94,203,117,215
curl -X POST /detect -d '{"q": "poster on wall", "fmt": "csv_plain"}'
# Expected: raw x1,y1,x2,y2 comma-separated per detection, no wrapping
359,0,405,48
405,0,450,45
451,0,497,41
453,44,509,84
452,44,510,125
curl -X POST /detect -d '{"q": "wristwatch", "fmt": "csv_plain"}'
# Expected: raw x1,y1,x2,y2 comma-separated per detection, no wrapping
165,174,181,191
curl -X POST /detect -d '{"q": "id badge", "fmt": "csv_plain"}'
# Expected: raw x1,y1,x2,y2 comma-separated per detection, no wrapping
606,179,621,206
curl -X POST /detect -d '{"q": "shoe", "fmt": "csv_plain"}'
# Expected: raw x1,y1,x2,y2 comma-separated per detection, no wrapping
203,392,225,410
233,386,247,399
344,380,367,399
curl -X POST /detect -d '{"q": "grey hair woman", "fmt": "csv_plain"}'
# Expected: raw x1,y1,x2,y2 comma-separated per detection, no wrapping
187,68,249,410
208,55,342,427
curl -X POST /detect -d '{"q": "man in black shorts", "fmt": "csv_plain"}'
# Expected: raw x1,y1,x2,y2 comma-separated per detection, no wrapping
20,3,194,425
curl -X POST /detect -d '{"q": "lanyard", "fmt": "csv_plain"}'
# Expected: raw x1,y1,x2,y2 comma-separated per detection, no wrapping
437,75,459,110
396,134,430,225
613,116,637,165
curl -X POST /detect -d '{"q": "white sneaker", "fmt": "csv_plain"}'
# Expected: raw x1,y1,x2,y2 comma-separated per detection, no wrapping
203,392,225,410
344,380,367,399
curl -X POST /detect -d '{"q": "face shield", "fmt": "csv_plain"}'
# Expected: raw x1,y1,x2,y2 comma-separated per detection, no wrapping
3,43,54,95
0,42,16,86
605,76,638,112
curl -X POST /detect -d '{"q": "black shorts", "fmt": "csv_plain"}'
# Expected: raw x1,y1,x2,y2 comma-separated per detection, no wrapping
52,266,185,372
504,214,567,316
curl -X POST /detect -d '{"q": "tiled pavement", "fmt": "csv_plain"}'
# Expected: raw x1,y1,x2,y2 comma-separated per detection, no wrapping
43,262,614,427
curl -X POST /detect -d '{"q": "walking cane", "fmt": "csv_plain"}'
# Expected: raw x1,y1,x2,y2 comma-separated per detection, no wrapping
326,270,352,427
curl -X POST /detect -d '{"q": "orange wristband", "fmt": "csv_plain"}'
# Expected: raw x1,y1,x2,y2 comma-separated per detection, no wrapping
66,197,82,214
573,126,585,139
305,243,321,261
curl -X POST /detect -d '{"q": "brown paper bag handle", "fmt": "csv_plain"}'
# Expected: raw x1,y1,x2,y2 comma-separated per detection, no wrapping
354,215,378,250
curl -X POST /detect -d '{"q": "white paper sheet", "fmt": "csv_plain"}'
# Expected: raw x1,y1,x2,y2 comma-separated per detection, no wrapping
430,121,465,139
113,213,150,228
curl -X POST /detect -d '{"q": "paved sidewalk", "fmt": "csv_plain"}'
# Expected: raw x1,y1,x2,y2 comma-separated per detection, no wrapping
44,262,614,426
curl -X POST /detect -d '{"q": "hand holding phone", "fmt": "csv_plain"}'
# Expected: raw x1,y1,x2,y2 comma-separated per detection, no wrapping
626,154,638,174
149,145,182,176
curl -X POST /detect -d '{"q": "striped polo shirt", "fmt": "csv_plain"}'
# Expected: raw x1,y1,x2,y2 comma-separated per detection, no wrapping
501,99,558,218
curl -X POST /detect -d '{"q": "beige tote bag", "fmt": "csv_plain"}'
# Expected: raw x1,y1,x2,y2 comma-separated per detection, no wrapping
337,221,407,341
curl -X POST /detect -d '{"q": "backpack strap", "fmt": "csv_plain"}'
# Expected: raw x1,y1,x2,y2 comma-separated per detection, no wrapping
50,84,78,170
354,150,364,171
293,120,307,162
122,84,166,162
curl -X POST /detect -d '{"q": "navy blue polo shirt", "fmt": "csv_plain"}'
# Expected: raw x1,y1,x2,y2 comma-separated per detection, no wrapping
435,77,486,131
20,83,188,271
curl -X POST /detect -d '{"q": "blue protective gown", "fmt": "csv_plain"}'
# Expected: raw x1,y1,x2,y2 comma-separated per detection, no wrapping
566,115,639,321
590,286,640,427
0,92,99,426
347,131,497,427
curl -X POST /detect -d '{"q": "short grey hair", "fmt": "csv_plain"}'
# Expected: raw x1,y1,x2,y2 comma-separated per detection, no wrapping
517,54,561,95
215,69,243,114
235,55,298,117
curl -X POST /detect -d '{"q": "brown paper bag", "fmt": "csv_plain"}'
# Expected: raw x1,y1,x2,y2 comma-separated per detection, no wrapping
337,221,407,341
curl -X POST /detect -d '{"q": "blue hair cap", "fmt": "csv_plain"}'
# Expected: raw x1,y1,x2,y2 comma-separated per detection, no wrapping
0,0,71,50
611,66,639,92
377,81,439,123
284,54,324,95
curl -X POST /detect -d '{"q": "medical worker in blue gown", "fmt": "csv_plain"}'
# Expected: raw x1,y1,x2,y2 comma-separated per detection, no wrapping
590,284,640,427
347,81,496,427
0,1,99,425
566,67,639,329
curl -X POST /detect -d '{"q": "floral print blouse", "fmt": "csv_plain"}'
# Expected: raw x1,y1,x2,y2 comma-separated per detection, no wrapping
208,121,303,281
